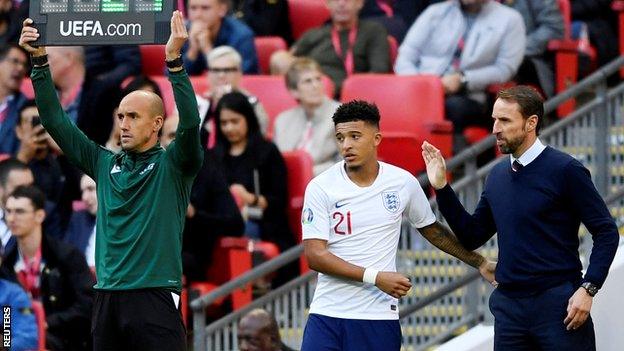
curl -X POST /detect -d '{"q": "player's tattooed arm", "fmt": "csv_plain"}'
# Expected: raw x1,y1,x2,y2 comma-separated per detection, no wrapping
419,221,497,284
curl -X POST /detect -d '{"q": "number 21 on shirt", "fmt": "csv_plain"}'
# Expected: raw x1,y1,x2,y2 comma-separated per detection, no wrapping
332,211,352,235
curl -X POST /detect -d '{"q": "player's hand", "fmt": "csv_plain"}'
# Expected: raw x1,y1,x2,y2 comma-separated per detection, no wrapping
19,18,46,57
564,287,592,330
422,141,448,190
479,260,497,287
375,272,412,299
166,10,188,61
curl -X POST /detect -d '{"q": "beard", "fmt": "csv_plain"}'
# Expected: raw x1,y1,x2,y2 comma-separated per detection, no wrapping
498,134,525,154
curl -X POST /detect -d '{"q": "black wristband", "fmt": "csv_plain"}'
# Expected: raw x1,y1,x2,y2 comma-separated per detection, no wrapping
166,56,183,69
30,54,48,67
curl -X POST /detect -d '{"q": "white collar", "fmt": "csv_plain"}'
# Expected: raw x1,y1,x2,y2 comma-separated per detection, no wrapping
510,138,546,167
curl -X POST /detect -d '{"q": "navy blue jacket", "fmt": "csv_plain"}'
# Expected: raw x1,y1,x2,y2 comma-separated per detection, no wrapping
436,147,619,294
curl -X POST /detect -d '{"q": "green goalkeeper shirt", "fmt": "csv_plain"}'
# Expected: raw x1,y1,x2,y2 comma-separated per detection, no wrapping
32,66,203,292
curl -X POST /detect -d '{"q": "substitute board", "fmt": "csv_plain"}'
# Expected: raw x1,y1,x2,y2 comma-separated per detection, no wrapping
29,0,175,45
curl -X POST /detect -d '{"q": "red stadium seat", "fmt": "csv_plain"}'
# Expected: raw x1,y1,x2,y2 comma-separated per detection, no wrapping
341,74,452,175
240,75,334,136
190,76,210,96
31,300,46,350
254,36,288,74
282,150,314,272
612,0,624,78
190,237,253,311
139,45,166,76
0,154,10,162
288,0,330,40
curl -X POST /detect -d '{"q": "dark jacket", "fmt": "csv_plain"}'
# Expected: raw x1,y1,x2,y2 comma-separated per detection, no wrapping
0,92,28,155
183,151,245,281
1,234,94,351
64,210,96,257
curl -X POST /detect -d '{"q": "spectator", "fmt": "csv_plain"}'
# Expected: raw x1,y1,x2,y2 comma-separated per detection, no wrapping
161,114,245,281
571,0,619,70
14,100,67,217
506,0,565,97
213,92,297,285
0,0,21,44
395,0,525,148
183,0,259,74
359,0,407,42
271,0,391,94
231,0,293,44
84,46,141,92
196,46,269,148
0,43,28,155
392,0,443,30
64,174,97,269
0,257,38,351
1,185,94,351
0,158,63,253
238,308,295,351
47,46,120,145
273,58,339,175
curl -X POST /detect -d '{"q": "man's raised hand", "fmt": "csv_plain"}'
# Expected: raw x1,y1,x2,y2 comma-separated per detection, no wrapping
19,18,46,57
166,10,189,61
422,141,448,190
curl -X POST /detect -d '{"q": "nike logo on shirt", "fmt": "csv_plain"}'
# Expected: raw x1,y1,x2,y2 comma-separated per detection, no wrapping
335,201,350,208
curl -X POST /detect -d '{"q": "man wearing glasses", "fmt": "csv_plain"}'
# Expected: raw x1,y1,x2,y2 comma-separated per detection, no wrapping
196,45,268,148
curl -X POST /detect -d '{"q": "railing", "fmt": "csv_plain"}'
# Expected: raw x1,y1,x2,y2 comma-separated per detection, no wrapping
192,55,624,351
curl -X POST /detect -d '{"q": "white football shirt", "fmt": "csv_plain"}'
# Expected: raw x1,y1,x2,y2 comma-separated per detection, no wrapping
302,161,436,319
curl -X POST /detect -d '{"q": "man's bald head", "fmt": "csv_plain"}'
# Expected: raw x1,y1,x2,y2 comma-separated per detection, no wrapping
122,90,165,119
238,309,281,351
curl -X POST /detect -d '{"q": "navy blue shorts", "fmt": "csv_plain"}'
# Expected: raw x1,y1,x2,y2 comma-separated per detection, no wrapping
301,314,402,351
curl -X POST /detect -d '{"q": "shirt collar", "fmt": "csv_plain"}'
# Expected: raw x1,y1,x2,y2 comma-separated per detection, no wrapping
510,138,545,167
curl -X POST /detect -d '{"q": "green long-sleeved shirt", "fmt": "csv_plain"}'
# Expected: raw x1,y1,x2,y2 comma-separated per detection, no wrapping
32,66,203,292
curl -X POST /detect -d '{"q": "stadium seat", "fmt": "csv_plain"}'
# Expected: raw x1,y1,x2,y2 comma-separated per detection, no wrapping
0,154,10,162
254,36,288,74
282,150,314,272
341,74,452,175
189,237,253,311
31,300,46,350
288,0,330,40
139,45,166,76
240,75,334,136
612,0,624,78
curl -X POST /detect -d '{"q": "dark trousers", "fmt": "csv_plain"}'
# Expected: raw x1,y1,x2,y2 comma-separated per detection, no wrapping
489,282,595,351
444,94,489,133
92,289,186,351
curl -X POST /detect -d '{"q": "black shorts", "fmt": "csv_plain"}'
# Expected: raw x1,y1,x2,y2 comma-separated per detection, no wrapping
92,288,186,351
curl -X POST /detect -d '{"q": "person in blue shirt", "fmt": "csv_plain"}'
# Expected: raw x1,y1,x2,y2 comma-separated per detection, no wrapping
182,0,258,74
0,259,38,351
422,85,619,350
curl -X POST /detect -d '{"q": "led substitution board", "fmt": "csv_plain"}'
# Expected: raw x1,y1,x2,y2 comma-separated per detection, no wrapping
29,0,175,45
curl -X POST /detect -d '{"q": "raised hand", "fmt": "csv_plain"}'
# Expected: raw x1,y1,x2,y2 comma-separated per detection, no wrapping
18,18,46,57
166,10,189,61
422,141,448,190
375,272,412,299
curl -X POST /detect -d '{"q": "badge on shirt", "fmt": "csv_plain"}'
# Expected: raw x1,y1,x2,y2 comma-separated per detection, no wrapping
302,208,314,224
382,191,400,213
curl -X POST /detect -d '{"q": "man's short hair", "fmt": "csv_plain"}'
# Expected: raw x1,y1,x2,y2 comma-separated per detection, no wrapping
0,158,29,188
497,85,544,134
332,100,380,129
285,57,323,91
207,46,242,69
9,185,46,211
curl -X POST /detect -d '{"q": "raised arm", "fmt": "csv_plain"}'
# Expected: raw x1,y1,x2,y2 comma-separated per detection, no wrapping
166,11,203,175
19,19,102,177
422,141,498,249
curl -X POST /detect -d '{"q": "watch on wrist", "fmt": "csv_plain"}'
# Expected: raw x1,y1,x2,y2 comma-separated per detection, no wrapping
581,282,598,297
30,54,49,67
165,55,183,69
459,72,468,91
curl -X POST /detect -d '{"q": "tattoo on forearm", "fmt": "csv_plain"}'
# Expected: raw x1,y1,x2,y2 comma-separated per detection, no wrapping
419,222,484,268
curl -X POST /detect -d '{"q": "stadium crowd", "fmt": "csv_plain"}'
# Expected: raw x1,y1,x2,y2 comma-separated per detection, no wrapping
0,0,620,349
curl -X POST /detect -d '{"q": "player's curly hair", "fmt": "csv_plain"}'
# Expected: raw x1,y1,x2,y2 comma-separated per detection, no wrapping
332,100,380,129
